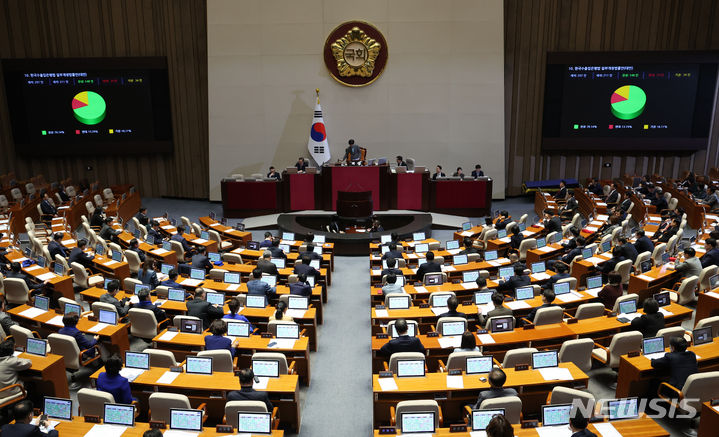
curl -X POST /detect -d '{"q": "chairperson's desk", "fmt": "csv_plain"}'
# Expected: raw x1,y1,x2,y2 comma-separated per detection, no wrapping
90,366,302,432
372,363,587,427
8,304,131,353
54,417,284,436
152,329,312,385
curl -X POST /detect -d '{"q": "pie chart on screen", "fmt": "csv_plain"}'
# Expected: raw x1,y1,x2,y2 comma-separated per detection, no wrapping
610,85,646,120
72,91,106,125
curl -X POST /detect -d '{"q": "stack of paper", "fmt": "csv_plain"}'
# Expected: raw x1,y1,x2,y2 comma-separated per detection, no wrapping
556,293,581,303
253,376,269,389
226,283,240,291
374,309,389,318
487,260,502,267
378,378,398,391
593,422,623,437
538,367,573,381
460,231,473,237
706,291,719,299
158,331,178,341
151,248,170,255
18,307,46,318
446,375,464,388
413,286,429,294
88,323,112,333
192,238,208,244
506,300,530,310
431,307,448,316
618,313,642,322
585,288,602,297
37,272,57,281
532,272,551,280
586,257,605,265
25,265,42,271
156,371,180,384
46,315,64,326
119,368,145,382
437,336,462,349
538,246,555,253
181,279,202,287
636,274,655,282
498,237,511,243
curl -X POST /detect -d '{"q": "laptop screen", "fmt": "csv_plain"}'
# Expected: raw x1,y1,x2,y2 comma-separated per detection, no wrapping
431,294,451,308
415,243,429,253
224,272,240,284
275,323,300,339
161,263,173,275
168,288,186,302
270,258,285,268
279,244,290,253
472,409,505,431
413,232,426,241
134,284,150,295
424,273,443,286
252,359,280,378
531,261,546,273
484,250,498,261
170,409,203,431
653,291,670,307
288,296,309,310
190,268,205,280
381,235,392,244
227,322,250,338
111,250,123,262
400,412,435,434
54,263,65,275
390,323,416,338
36,255,46,268
640,260,652,273
532,350,558,369
381,246,389,254
282,232,295,241
601,240,611,253
180,319,202,334
515,287,534,301
498,266,513,279
310,259,320,269
246,295,266,308
490,316,513,333
104,403,135,427
162,241,172,251
205,291,225,306
462,222,472,231
542,404,572,426
710,274,719,290
396,359,425,377
125,351,150,370
387,295,410,310
237,412,272,435
586,275,602,290
446,240,460,250
200,231,210,241
64,302,81,315
497,229,507,239
463,271,479,283
608,398,639,420
582,248,593,259
260,275,277,288
693,327,713,346
247,241,260,250
643,337,665,355
619,299,637,314
441,321,465,336
208,252,220,263
34,295,49,311
474,291,493,305
552,282,570,295
26,338,47,356
519,223,527,231
536,237,546,248
186,356,213,375
453,254,468,265
314,235,325,243
95,243,105,255
98,309,117,325
466,356,493,375
43,397,72,421
313,246,323,255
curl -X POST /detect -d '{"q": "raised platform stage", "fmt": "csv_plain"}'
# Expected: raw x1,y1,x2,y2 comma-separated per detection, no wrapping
277,213,433,255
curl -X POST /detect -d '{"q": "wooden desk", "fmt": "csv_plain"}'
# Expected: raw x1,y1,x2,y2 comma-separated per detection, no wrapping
696,290,719,325
199,215,252,247
5,250,74,299
372,363,587,426
8,304,131,353
453,225,483,241
19,352,69,398
698,401,719,437
627,265,679,302
616,340,719,398
91,366,301,432
116,230,177,266
155,218,219,253
54,416,284,436
151,329,311,384
104,186,141,224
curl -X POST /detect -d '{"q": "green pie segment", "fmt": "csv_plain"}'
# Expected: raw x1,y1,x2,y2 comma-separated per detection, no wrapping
72,91,106,125
610,85,646,120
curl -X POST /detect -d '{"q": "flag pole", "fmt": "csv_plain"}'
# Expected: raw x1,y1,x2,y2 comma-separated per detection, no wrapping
316,88,320,104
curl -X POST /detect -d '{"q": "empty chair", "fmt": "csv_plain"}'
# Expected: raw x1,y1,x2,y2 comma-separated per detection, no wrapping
612,293,639,313
443,351,483,372
78,388,114,416
482,228,498,242
91,301,119,319
123,278,142,293
547,387,595,412
667,275,699,305
149,393,204,423
695,316,719,338
518,214,528,225
191,223,203,238
93,194,104,208
173,315,201,329
85,201,95,215
502,347,537,368
698,265,718,291
102,188,115,203
71,262,104,289
391,400,442,427
224,400,278,429
145,349,178,368
124,250,140,275
170,240,186,260
65,186,76,197
222,253,242,264
388,352,425,374
574,303,605,320
197,350,235,372
592,331,643,369
651,243,666,265
9,325,50,354
3,278,29,306
209,269,228,281
531,306,564,326
127,308,165,340
658,371,719,418
208,229,233,251
478,396,522,424
613,259,633,285
656,327,687,345
181,216,193,231
517,238,537,261
634,251,651,272
558,338,594,372
10,188,23,201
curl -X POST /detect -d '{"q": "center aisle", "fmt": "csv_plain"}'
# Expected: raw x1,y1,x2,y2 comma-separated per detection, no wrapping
299,255,373,436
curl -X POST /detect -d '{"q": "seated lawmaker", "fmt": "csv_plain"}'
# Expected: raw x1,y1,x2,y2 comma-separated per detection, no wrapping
171,226,196,256
99,279,129,317
295,157,308,172
381,257,403,278
569,413,597,437
542,262,570,290
227,368,273,411
96,355,133,404
542,209,562,234
294,255,320,281
416,251,442,281
268,238,287,259
147,220,163,244
132,288,168,322
454,331,480,352
69,239,94,269
432,165,446,180
474,368,518,407
438,296,466,319
495,210,511,230
191,246,213,274
478,292,513,326
381,243,403,260
554,180,567,199
267,166,281,180
48,232,69,260
289,273,312,297
650,336,698,390
259,232,273,248
471,164,484,178
396,156,407,167
187,288,225,329
381,273,403,295
1,400,59,437
378,319,425,358
674,247,702,278
526,289,559,323
6,262,45,291
224,298,254,330
633,229,654,255
600,247,626,282
135,207,149,227
0,338,32,401
59,313,99,360
459,237,479,255
631,298,664,338
304,243,322,260
99,217,120,242
90,206,106,228
452,167,465,178
508,224,523,250
246,268,277,300
257,251,279,275
617,237,638,262
127,238,146,263
160,269,182,289
497,265,530,295
205,320,235,357
701,238,719,268
598,272,623,310
137,259,159,290
269,301,293,322
40,191,57,216
345,139,362,164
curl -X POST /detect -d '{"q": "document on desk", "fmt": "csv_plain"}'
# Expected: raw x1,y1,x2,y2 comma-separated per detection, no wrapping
285,309,306,319
158,330,178,341
151,248,171,255
431,307,448,316
156,371,180,385
532,272,551,280
88,323,112,333
521,230,535,236
253,376,269,389
269,339,297,349
486,260,502,267
538,367,573,381
658,307,673,316
505,300,530,310
442,265,456,272
225,283,241,291
37,272,58,281
161,225,175,230
585,287,602,298
636,274,655,282
378,377,398,391
280,240,296,245
102,260,120,267
446,249,462,255
129,295,140,305
18,307,46,319
45,315,64,326
498,237,511,243
161,431,200,437
535,425,573,437
537,246,555,253
460,231,473,237
446,375,464,388
119,368,145,382
25,264,42,271
406,253,418,259
469,432,488,437
477,334,495,344
644,352,666,360
584,226,599,232
181,278,203,287
413,286,428,294
556,292,582,303
374,309,389,318
706,291,719,299
437,336,462,349
13,257,29,263
461,282,478,290
593,422,623,437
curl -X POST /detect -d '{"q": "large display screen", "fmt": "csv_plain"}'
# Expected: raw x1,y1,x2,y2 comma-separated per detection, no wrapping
2,57,172,155
542,52,718,152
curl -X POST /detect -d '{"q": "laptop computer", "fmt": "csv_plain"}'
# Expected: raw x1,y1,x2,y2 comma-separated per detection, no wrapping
618,299,638,315
208,252,221,263
446,240,460,250
601,240,612,253
709,274,719,290
190,268,205,280
288,296,309,310
162,241,173,251
431,293,452,307
26,338,47,356
237,412,272,435
463,271,479,283
227,321,251,338
581,247,593,259
275,323,300,339
36,255,46,268
246,295,267,308
542,404,572,427
586,275,602,291
252,359,280,378
381,235,392,244
54,263,65,276
413,232,425,241
314,235,325,243
282,232,295,241
414,243,429,253
390,323,416,338
185,356,213,375
95,243,105,256
441,321,465,336
474,291,493,305
472,409,505,431
224,272,240,284
693,327,713,346
653,291,670,307
43,397,72,421
490,316,514,333
462,222,472,231
260,275,277,288
387,295,411,310
200,231,210,241
532,350,559,369
111,250,123,262
161,263,173,275
205,291,225,306
531,261,546,274
125,351,150,370
396,359,426,377
104,403,135,427
34,295,49,312
497,229,507,239
466,356,493,375
180,319,202,334
515,286,534,301
642,337,665,356
484,250,498,261
169,409,203,432
134,284,150,295
453,254,468,265
98,309,117,325
536,237,547,249
279,244,290,253
498,266,513,280
247,241,260,250
64,302,82,315
168,288,186,302
270,258,286,268
607,397,639,420
400,412,435,434
552,282,571,295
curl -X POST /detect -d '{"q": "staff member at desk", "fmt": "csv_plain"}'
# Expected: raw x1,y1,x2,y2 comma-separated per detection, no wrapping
69,239,94,269
268,238,287,259
295,157,308,173
345,139,362,165
650,336,698,390
378,319,425,358
259,232,274,248
381,274,403,295
453,167,465,178
432,165,446,180
267,166,281,180
227,368,273,411
187,288,225,330
471,164,484,178
1,400,59,437
396,156,407,168
473,368,518,407
631,298,664,338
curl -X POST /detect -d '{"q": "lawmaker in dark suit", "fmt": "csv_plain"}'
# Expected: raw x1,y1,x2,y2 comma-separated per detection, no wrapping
304,244,322,260
542,209,562,234
396,156,407,168
432,165,446,180
381,257,403,278
58,313,99,359
171,226,195,255
526,289,559,323
294,255,320,281
294,157,308,172
497,265,531,294
99,280,129,317
99,218,119,242
416,251,442,281
559,237,585,265
634,230,654,255
96,355,133,404
127,238,146,263
378,319,425,358
69,239,94,269
382,243,403,260
204,320,235,357
259,232,273,248
39,193,56,216
48,233,69,260
650,336,698,390
600,247,626,282
542,263,570,290
257,251,280,275
618,237,638,262
478,292,513,326
160,269,183,289
554,180,567,199
90,207,105,228
459,237,479,255
135,208,149,227
345,139,362,163
267,166,281,180
606,183,619,204
6,263,45,290
494,210,511,230
132,288,168,322
630,298,664,337
701,238,719,268
569,414,597,437
289,273,312,297
437,296,466,319
473,368,518,408
147,221,163,244
246,268,277,300
471,164,484,178
268,238,287,259
1,400,59,437
227,368,273,411
508,224,524,250
187,288,225,329
191,246,213,273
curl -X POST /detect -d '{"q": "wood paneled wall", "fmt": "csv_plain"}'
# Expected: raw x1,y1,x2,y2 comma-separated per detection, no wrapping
505,0,719,196
0,0,208,199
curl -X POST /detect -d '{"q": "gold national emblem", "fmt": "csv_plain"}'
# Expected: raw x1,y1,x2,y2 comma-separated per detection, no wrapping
331,27,381,78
